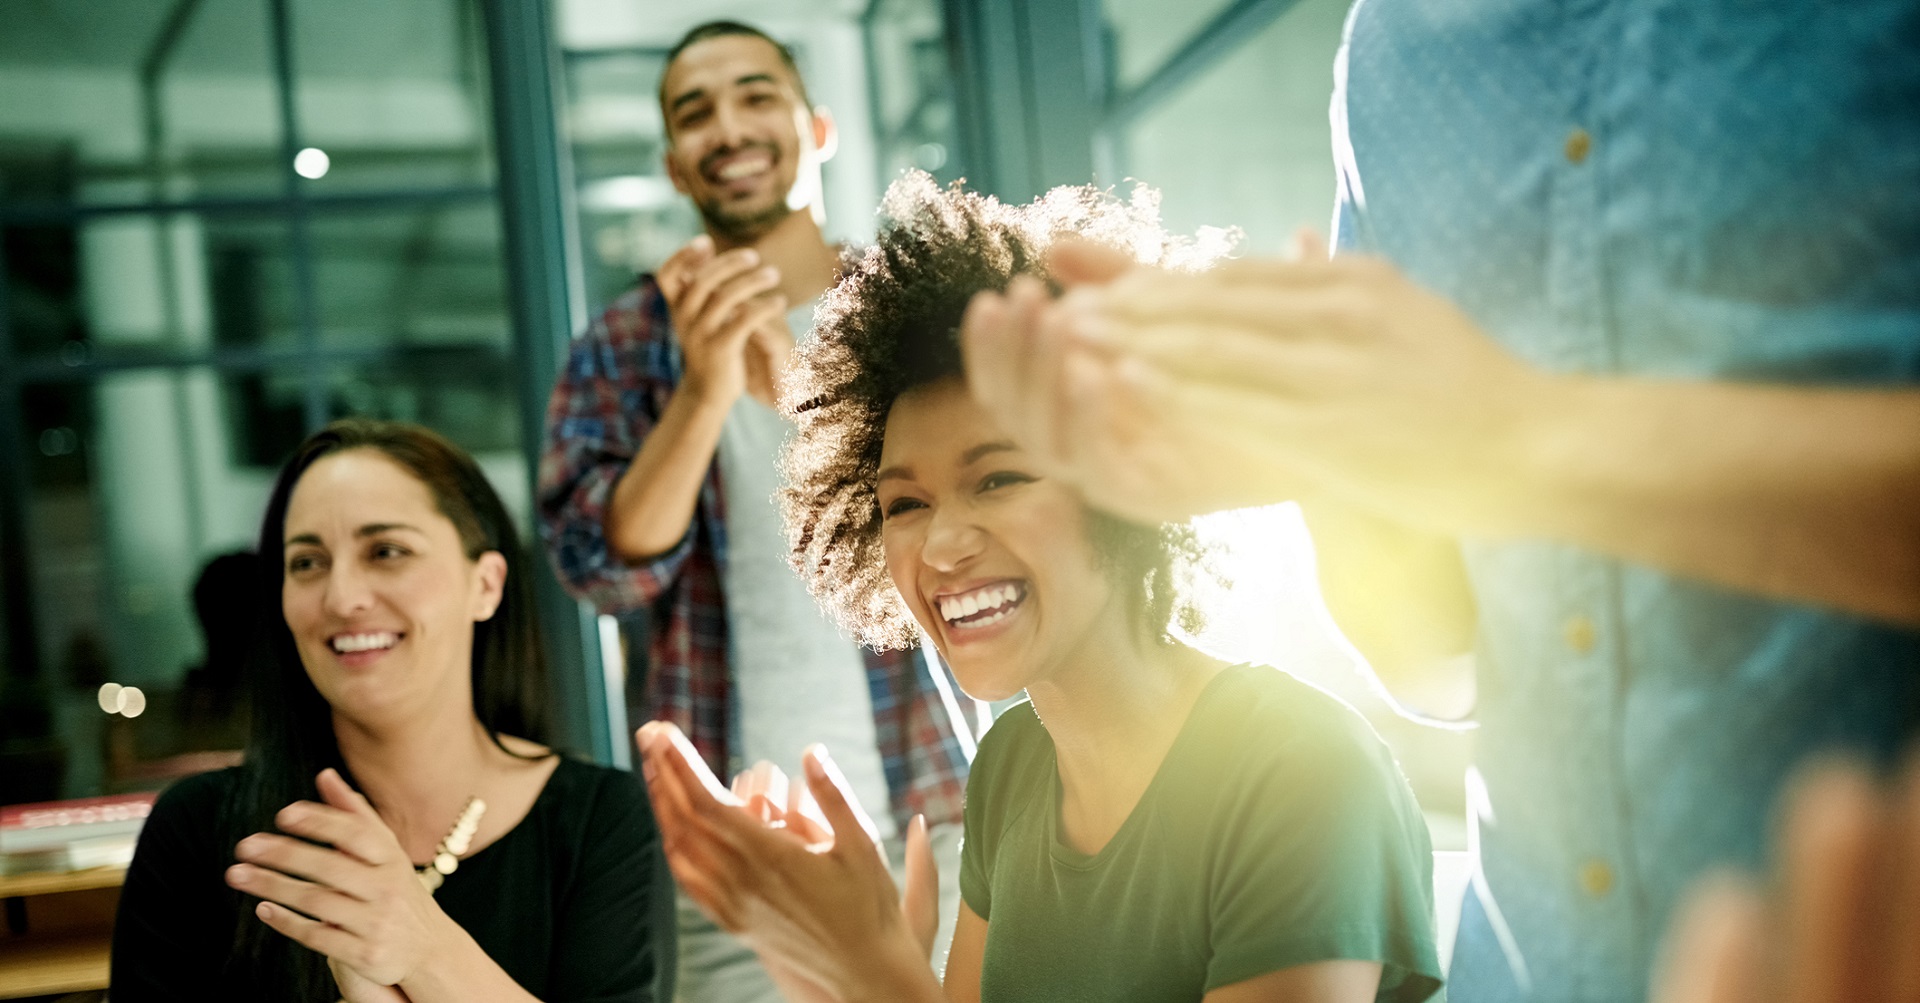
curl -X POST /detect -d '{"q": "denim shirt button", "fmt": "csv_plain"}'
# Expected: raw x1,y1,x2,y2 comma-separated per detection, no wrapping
1563,614,1598,654
1579,858,1615,897
1564,127,1592,164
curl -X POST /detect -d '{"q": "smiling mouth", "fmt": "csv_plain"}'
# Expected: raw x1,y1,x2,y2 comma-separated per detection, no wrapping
329,631,400,655
703,145,778,185
937,581,1027,630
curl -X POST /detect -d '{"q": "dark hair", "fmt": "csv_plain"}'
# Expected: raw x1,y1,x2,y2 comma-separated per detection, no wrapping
226,419,551,999
659,20,812,123
779,172,1234,651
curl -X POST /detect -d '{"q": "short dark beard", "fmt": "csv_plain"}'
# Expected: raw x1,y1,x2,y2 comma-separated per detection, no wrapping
699,195,794,243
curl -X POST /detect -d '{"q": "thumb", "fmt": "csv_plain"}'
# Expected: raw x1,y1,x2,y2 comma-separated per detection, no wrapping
316,768,377,818
1049,237,1136,286
901,814,939,959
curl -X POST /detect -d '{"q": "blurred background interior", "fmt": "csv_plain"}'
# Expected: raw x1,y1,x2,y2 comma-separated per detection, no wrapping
0,0,1466,991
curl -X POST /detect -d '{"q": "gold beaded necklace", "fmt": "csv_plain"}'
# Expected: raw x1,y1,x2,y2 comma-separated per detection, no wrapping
416,796,486,893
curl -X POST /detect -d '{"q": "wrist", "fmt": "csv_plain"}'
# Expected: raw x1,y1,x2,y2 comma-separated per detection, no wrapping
1490,370,1611,539
677,372,739,415
842,933,942,1003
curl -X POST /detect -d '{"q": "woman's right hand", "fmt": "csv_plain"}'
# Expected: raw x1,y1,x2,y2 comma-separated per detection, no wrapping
637,723,942,1003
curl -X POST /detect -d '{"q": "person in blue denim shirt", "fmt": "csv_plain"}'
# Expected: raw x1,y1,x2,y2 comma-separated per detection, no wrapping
956,1,1920,1000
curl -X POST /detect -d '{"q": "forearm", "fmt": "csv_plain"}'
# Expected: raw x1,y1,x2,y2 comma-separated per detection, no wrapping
606,384,733,561
1502,378,1920,624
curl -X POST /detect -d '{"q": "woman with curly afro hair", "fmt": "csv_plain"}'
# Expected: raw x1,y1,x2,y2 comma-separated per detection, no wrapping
637,172,1443,1003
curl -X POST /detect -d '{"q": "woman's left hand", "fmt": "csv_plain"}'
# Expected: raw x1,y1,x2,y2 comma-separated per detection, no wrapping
226,768,461,990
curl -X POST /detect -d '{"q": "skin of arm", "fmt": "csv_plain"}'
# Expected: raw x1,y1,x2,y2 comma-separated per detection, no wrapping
604,238,790,561
1202,960,1384,1003
942,906,987,1003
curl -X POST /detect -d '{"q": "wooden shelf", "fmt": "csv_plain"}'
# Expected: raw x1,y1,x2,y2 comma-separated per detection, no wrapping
0,866,126,899
0,933,111,997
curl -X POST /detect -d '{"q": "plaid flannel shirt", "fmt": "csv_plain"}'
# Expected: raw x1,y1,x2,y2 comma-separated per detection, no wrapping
537,275,969,831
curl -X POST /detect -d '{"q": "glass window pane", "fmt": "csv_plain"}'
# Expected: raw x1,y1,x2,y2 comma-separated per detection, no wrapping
866,0,960,187
1100,0,1239,93
563,49,695,311
306,200,509,349
13,371,280,801
1119,0,1350,252
291,0,497,192
0,0,287,206
5,213,296,361
326,353,530,524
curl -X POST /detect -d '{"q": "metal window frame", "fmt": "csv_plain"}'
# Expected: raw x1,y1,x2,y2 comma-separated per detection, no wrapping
0,0,613,765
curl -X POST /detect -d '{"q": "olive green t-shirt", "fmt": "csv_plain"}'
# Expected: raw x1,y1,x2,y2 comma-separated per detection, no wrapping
958,664,1443,1002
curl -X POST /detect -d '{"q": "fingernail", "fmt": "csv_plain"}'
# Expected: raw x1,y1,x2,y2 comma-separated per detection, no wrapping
739,248,759,265
256,902,273,920
803,744,830,779
692,234,713,250
228,864,251,884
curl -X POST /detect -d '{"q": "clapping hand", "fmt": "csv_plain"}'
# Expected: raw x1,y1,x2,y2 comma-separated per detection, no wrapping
1652,754,1920,1003
959,232,1551,532
637,721,942,1002
658,235,795,408
225,769,459,997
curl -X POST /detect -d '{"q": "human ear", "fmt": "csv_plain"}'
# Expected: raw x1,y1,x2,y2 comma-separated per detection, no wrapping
810,106,839,163
472,551,508,621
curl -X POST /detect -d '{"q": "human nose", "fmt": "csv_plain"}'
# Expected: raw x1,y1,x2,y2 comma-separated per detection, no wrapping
921,505,985,573
710,98,751,148
322,560,374,619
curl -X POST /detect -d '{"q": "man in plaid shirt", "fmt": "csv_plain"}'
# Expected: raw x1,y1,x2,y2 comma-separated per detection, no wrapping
537,20,971,1001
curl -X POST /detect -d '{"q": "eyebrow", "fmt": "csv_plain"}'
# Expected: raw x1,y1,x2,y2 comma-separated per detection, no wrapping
876,440,1020,484
284,523,425,548
666,73,782,115
962,441,1019,465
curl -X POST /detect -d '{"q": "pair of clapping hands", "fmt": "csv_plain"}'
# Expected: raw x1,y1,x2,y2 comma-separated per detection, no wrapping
637,721,944,1003
224,769,462,1002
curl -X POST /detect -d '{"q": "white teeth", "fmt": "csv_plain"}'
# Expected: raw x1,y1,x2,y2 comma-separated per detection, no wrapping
331,632,398,654
938,583,1025,625
716,158,769,181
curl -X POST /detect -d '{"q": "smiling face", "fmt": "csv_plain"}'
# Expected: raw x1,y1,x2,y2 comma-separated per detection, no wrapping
660,33,828,240
279,448,506,726
876,379,1123,700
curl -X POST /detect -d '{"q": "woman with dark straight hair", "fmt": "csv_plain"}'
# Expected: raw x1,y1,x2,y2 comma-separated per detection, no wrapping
112,419,662,1002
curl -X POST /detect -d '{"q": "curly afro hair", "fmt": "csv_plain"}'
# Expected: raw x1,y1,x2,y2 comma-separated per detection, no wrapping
778,171,1236,650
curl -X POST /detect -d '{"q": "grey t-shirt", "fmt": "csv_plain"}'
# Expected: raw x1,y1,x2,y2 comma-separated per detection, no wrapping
715,301,895,838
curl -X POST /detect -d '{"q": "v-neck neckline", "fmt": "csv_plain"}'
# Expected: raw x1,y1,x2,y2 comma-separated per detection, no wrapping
1044,665,1240,870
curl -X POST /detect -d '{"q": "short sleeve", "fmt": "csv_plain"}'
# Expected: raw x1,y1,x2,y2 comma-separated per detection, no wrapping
1203,717,1443,1002
536,283,697,616
957,703,1043,922
547,767,666,1003
111,770,242,1000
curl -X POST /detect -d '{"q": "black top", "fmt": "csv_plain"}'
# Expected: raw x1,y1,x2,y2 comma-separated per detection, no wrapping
110,757,663,1002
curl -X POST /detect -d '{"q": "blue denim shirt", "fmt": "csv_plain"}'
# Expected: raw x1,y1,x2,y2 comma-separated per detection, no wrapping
1331,2,1920,999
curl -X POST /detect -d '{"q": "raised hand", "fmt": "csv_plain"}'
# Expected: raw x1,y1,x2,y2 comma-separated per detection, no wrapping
1651,754,1920,1003
960,232,1552,532
638,722,942,1003
225,769,462,990
658,235,792,407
